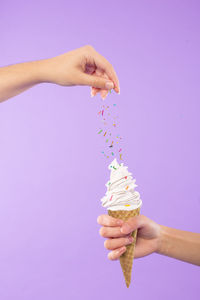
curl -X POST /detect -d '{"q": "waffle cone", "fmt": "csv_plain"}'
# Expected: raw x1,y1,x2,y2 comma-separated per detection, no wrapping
108,208,140,288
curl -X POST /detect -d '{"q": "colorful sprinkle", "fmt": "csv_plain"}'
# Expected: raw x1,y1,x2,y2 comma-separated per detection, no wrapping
125,186,129,190
102,110,104,116
125,176,127,180
119,154,122,160
119,148,122,152
124,204,130,207
104,131,107,136
98,129,103,134
105,139,109,143
111,152,114,156
113,103,116,106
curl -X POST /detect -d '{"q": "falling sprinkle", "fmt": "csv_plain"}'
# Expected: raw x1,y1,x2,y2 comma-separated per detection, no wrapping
113,123,116,127
101,151,104,154
104,131,107,137
102,110,104,116
106,139,109,143
113,103,117,106
111,152,114,156
107,156,109,158
98,129,103,134
98,111,101,115
119,148,122,152
119,154,122,160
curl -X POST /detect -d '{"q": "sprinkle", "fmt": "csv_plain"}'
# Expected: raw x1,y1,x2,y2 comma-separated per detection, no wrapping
109,195,113,201
105,139,109,143
124,204,130,207
98,129,103,134
104,131,107,136
98,111,101,115
102,110,104,116
109,90,112,94
101,151,104,154
125,176,127,180
113,103,116,106
107,156,109,158
119,148,122,152
113,166,117,170
125,186,129,190
113,123,116,127
108,182,111,185
119,154,122,160
109,141,114,148
111,152,114,156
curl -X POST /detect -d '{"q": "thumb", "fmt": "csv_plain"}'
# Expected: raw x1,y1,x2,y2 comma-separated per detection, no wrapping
120,215,144,234
80,73,114,90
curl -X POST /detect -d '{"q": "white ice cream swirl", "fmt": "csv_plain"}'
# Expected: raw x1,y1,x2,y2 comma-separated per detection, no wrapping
101,159,142,211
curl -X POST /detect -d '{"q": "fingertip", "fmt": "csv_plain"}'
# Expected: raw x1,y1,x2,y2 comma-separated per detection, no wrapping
120,223,131,234
97,215,101,224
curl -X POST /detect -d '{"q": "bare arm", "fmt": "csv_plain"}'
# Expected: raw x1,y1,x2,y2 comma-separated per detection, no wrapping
97,214,200,266
158,225,200,265
0,45,120,103
0,61,43,102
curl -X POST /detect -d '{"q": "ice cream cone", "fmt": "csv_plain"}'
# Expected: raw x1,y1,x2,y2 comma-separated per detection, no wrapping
108,207,140,288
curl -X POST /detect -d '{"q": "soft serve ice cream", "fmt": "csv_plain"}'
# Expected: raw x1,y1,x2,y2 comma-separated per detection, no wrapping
101,159,142,211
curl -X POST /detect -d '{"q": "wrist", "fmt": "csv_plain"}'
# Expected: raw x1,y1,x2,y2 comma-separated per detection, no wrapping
156,225,166,255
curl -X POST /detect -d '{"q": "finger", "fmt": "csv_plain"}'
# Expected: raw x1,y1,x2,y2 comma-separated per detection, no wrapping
100,89,109,100
79,73,114,90
104,236,133,250
99,226,127,238
94,51,120,93
100,73,109,100
91,87,100,97
97,214,123,227
120,215,146,235
108,247,126,260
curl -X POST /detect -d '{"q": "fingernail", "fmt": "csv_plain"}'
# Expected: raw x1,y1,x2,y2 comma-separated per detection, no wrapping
121,223,131,234
118,247,125,254
127,236,133,244
105,81,114,90
91,90,95,98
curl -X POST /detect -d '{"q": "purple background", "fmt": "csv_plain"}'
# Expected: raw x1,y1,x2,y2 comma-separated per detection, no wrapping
0,0,200,299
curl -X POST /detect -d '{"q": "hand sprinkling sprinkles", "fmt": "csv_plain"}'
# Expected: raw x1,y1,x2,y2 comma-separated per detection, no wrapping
96,90,124,161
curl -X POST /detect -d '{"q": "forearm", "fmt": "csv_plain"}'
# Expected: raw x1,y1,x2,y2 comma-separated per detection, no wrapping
0,60,46,102
157,225,200,265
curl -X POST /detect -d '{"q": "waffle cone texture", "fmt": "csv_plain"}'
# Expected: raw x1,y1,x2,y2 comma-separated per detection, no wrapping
108,208,140,288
